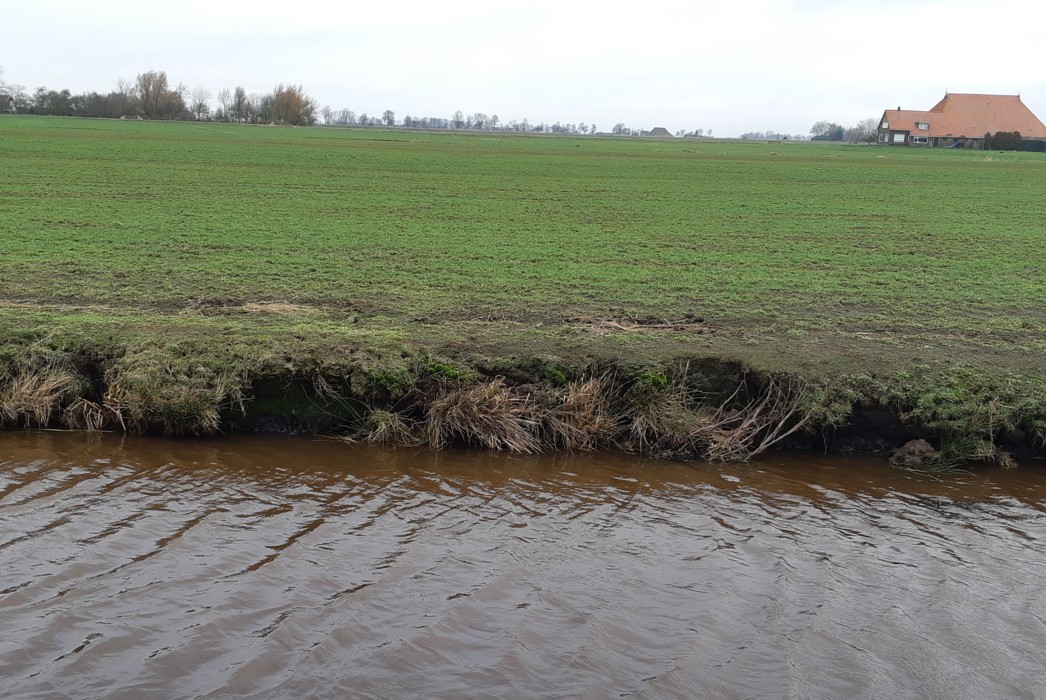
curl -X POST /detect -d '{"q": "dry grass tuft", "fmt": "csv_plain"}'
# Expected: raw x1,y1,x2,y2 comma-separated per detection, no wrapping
424,378,542,453
542,375,619,450
361,409,422,446
0,370,81,428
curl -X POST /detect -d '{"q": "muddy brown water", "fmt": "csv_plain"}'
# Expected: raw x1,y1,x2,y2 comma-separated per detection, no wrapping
1,432,1044,700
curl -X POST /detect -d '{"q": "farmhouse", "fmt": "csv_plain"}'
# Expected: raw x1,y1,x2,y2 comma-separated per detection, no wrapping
877,93,1046,148
642,127,673,137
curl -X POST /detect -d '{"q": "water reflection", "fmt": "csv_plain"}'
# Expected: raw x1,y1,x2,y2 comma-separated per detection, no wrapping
1,432,1043,699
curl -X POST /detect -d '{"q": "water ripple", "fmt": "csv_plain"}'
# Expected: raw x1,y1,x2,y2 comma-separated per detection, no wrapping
1,434,1044,699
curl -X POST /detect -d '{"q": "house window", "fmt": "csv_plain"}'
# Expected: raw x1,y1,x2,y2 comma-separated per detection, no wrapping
892,133,906,143
879,132,887,142
916,121,929,130
913,136,928,144
881,120,889,129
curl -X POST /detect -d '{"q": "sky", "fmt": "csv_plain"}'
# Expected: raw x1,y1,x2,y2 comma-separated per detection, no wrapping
5,0,1046,137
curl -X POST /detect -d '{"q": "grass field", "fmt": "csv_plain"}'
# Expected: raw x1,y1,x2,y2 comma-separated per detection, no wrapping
1,116,1044,454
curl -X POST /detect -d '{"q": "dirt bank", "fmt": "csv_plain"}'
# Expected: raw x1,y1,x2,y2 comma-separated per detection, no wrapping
2,340,1043,470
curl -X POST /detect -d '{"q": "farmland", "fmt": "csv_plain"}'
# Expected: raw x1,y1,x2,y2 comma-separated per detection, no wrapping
1,116,1044,456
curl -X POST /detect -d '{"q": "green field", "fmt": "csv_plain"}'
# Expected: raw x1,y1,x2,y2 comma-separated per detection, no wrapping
1,116,1044,453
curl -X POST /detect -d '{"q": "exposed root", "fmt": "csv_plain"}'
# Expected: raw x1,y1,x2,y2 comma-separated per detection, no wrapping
645,378,824,462
697,378,819,461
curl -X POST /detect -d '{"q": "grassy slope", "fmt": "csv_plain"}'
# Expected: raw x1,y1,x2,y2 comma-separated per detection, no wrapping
1,116,1044,445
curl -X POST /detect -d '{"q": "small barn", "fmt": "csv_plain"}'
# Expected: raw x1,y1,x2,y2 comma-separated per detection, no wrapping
645,127,673,138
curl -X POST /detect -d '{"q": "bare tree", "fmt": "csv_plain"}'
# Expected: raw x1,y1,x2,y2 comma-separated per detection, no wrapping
322,105,334,125
231,86,250,122
846,117,879,143
382,109,395,126
133,70,186,119
189,85,211,121
215,88,231,121
452,110,464,129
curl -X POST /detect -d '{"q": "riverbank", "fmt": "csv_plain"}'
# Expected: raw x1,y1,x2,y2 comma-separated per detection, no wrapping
2,329,1044,467
1,117,1044,466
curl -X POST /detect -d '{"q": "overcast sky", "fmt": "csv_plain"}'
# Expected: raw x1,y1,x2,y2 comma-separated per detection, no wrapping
5,0,1046,136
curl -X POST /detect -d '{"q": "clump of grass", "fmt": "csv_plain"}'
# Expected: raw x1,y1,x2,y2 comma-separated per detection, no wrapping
64,351,249,436
541,375,619,450
424,377,542,453
359,408,422,446
0,369,82,428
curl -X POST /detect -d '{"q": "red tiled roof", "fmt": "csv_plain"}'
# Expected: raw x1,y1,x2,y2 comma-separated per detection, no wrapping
881,93,1046,138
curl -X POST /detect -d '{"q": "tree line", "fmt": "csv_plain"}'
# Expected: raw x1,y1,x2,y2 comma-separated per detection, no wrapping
810,118,879,143
1,66,670,136
0,68,317,125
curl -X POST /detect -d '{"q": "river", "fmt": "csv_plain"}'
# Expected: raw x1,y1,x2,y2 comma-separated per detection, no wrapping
1,432,1044,699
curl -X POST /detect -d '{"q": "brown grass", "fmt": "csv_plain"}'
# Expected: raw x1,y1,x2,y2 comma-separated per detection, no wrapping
424,378,542,453
542,375,619,450
0,370,81,427
360,409,422,446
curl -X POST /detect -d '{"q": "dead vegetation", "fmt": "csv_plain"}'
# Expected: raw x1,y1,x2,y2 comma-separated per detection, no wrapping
540,375,620,450
423,378,543,453
0,369,81,428
360,409,422,446
576,314,713,336
1,337,1039,467
346,369,826,462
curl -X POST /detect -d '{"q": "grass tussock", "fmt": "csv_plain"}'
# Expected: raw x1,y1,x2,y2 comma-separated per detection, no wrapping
359,409,422,446
65,364,247,436
0,369,81,428
424,378,542,453
541,375,619,450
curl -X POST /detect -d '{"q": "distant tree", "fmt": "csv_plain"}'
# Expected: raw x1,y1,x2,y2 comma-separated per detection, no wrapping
471,112,487,130
358,112,368,126
322,105,334,125
268,84,316,125
383,109,395,126
133,70,185,120
452,110,464,129
810,121,844,141
231,86,250,122
612,122,626,135
845,117,878,143
490,114,499,130
985,131,1022,150
189,85,211,121
215,88,231,121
